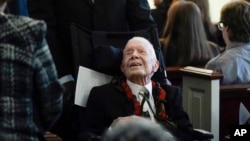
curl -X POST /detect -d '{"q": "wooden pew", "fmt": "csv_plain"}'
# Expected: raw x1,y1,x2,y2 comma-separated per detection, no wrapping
166,66,183,86
220,85,250,141
181,66,222,141
166,66,204,86
179,66,250,141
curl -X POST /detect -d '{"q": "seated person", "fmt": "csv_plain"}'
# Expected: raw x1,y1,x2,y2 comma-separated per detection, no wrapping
186,0,219,45
102,115,176,141
161,1,219,67
205,1,250,85
82,37,193,141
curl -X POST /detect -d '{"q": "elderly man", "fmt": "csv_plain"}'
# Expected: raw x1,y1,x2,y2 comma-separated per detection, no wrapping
82,37,193,141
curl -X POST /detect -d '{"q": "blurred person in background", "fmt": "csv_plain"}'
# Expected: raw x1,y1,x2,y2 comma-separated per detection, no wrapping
161,1,219,67
205,1,250,85
0,0,63,140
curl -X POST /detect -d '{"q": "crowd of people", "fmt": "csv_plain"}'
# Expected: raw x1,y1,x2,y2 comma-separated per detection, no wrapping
0,0,249,141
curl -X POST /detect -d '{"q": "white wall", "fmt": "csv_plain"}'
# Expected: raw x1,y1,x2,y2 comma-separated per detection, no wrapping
147,0,231,23
148,0,156,9
209,0,231,23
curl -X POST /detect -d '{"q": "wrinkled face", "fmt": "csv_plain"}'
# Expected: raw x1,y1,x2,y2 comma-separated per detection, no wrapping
121,38,159,80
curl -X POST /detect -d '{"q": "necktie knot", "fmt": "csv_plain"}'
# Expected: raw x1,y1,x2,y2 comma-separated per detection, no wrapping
139,87,154,120
139,87,149,100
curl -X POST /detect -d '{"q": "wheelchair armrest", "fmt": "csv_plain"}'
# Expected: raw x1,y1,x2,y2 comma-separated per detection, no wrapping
193,128,214,140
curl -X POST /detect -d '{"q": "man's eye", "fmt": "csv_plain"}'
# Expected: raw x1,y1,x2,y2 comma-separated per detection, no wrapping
126,51,133,55
139,50,146,54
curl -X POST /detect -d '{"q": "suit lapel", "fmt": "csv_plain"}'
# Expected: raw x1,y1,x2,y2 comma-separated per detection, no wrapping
115,84,135,115
152,87,158,102
123,98,134,115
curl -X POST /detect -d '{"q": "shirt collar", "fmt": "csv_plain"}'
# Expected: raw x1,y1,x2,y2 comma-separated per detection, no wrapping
126,80,152,98
226,42,249,50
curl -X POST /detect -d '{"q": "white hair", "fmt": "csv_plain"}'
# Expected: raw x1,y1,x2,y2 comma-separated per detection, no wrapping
128,36,157,60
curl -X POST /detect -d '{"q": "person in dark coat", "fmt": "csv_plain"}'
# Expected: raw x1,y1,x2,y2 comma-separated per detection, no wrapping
27,0,168,140
83,37,193,141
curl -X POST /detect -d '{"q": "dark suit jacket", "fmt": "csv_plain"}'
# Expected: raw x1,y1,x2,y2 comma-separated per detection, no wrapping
27,0,156,78
84,82,193,141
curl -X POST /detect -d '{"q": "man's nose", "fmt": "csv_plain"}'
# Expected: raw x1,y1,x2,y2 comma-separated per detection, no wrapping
131,51,139,59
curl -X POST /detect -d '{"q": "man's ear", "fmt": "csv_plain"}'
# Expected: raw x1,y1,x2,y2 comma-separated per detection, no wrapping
224,26,230,45
153,60,160,72
120,63,125,73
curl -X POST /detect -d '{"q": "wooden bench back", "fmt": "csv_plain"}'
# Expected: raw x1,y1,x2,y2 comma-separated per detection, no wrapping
176,66,250,141
166,66,208,86
166,66,183,86
220,84,250,141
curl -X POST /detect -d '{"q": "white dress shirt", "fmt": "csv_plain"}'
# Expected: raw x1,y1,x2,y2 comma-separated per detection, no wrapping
126,80,156,122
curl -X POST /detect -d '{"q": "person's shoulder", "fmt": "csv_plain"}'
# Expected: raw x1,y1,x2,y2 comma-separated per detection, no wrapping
160,83,181,93
21,16,46,32
7,14,45,27
207,41,220,54
92,82,123,92
6,14,47,36
89,82,124,99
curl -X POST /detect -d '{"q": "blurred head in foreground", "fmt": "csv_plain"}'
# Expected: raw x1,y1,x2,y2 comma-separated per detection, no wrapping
102,116,176,141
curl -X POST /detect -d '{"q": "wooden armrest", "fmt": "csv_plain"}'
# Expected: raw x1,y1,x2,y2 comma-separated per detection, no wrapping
166,66,183,72
180,66,223,79
166,66,183,86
